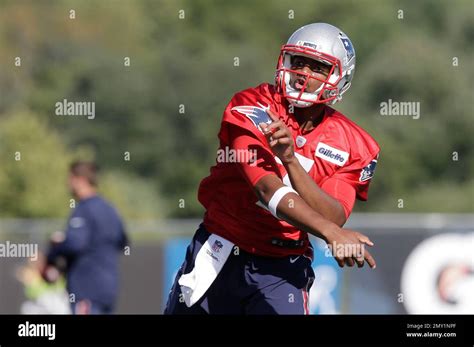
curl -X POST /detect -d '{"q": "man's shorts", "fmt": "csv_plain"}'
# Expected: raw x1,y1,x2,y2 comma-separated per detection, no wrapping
164,223,315,314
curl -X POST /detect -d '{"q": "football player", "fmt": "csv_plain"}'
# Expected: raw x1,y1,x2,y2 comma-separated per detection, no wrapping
165,23,380,314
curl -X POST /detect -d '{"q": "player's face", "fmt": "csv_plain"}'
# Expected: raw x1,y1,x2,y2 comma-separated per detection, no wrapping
289,55,331,94
68,174,79,196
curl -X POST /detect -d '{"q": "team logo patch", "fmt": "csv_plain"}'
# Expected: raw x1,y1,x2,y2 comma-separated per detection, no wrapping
339,36,355,62
211,240,223,253
231,102,272,132
315,142,349,166
70,217,85,228
360,157,378,182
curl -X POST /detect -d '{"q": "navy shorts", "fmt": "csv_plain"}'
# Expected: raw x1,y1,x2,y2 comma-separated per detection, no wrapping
164,223,315,314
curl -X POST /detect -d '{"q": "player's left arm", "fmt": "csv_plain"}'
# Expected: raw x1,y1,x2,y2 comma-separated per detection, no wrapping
282,156,350,226
260,109,363,227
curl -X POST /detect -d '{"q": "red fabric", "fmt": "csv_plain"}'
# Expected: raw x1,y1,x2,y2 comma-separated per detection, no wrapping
198,83,380,257
230,126,279,187
320,178,357,219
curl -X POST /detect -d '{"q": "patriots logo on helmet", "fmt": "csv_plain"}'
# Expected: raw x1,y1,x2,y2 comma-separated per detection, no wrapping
339,36,355,62
212,240,223,253
231,102,272,132
360,157,378,182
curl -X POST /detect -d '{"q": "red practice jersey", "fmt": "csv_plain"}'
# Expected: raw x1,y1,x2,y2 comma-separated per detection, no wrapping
198,83,380,257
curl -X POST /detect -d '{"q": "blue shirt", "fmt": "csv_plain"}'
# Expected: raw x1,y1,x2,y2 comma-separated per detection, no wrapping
47,195,128,308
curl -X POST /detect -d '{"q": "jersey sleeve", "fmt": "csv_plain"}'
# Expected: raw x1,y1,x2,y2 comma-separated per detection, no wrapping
228,124,281,187
219,85,275,144
320,153,380,218
217,85,283,188
47,207,92,262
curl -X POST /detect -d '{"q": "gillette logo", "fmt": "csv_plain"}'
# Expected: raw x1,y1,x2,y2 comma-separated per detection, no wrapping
315,142,349,166
318,148,345,162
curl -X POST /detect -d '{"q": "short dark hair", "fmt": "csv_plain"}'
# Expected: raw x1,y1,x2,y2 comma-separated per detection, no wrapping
69,161,99,186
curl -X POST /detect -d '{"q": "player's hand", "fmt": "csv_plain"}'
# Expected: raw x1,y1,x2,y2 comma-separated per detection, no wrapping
40,264,61,283
259,109,295,164
323,226,376,269
50,231,65,245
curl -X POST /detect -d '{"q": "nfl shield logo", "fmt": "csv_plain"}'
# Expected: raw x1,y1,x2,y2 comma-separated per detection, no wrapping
296,136,307,148
212,240,223,253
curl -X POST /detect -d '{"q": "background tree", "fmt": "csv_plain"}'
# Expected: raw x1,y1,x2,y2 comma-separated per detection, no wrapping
0,0,472,217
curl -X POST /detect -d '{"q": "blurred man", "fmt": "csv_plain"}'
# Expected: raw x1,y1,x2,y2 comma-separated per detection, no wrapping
46,161,128,314
165,23,379,314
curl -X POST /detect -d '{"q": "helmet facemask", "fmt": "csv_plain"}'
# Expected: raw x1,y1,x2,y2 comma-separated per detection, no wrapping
276,44,343,107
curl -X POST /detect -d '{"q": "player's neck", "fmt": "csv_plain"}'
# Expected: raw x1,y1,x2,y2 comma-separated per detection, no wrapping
76,187,97,201
293,104,326,133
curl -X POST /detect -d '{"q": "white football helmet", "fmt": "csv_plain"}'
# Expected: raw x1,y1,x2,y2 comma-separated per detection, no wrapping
275,23,356,107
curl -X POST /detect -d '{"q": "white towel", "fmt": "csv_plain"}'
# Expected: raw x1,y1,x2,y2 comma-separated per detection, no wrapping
178,234,234,307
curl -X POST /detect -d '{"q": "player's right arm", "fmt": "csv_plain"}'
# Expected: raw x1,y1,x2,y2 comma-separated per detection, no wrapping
254,174,375,268
230,124,376,268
